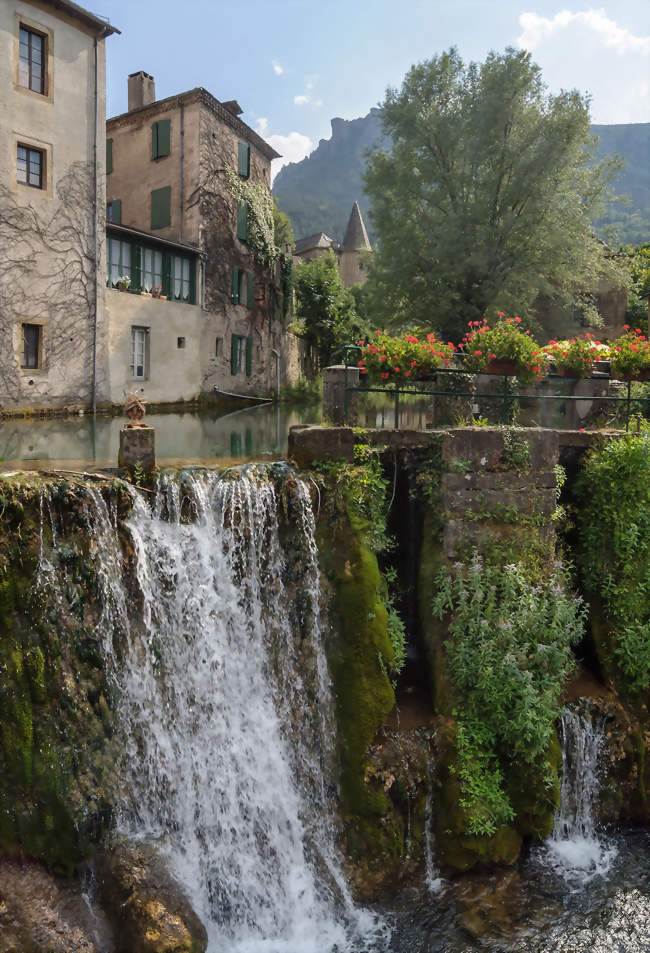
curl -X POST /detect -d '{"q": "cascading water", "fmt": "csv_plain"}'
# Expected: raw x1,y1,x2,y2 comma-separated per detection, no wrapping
424,754,443,895
545,706,617,881
40,467,386,953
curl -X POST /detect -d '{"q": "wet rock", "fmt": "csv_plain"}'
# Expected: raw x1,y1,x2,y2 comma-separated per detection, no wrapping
0,856,112,953
98,841,207,953
455,868,523,938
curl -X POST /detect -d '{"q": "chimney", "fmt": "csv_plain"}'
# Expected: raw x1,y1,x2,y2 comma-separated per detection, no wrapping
128,71,156,111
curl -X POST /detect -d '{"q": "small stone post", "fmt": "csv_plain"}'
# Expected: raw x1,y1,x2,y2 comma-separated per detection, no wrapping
119,426,155,473
322,365,360,425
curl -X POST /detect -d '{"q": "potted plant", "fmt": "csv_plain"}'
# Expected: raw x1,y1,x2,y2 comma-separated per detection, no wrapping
357,331,455,385
461,314,543,382
609,326,650,381
151,285,162,299
542,334,602,378
116,275,131,292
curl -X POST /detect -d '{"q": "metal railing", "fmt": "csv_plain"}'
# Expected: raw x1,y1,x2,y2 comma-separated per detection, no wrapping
337,345,650,431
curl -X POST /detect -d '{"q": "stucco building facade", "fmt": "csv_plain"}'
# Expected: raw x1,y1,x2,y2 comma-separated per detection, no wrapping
0,0,118,414
105,73,303,403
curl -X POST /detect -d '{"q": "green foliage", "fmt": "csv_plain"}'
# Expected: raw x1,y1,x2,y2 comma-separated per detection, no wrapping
575,427,650,692
622,243,650,334
382,566,407,680
501,428,531,473
610,328,650,379
293,249,365,368
461,316,544,382
358,330,454,384
225,168,277,266
432,555,585,835
364,47,624,340
272,198,295,249
541,333,607,377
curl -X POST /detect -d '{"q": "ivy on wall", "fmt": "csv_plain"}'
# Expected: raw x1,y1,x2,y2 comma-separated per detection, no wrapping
225,169,277,267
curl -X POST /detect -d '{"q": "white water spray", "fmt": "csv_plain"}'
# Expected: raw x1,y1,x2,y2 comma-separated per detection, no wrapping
424,754,444,894
546,707,617,881
61,467,385,953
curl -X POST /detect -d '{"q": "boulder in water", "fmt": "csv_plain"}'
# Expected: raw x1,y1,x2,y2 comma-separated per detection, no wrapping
98,842,207,953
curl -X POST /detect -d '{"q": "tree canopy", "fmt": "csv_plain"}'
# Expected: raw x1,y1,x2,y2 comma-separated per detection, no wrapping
293,250,369,367
364,47,625,340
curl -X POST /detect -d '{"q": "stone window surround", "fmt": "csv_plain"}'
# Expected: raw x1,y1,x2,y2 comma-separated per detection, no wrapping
13,12,54,105
13,134,53,197
15,318,48,376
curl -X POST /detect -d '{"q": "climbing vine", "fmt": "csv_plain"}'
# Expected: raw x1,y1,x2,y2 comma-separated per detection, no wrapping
225,168,277,267
575,425,650,693
432,554,585,835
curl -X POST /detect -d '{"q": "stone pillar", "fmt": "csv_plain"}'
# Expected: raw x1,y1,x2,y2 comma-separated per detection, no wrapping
119,426,155,473
322,365,360,425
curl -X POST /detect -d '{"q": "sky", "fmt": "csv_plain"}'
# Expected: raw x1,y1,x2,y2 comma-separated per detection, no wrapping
98,1,650,177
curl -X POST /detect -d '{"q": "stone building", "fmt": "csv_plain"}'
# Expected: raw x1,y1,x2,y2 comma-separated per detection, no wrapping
293,200,372,288
105,73,303,402
0,0,118,413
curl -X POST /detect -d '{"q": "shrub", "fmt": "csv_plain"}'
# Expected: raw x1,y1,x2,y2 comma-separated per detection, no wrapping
460,314,542,382
432,555,585,835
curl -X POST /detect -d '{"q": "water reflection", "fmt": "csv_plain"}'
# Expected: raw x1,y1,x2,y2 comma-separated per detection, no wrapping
0,403,321,469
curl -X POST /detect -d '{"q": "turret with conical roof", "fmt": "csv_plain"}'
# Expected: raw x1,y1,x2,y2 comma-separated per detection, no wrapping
342,201,371,251
339,201,372,286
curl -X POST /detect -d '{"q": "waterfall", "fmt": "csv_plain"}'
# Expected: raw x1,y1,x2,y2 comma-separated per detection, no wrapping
40,468,386,953
424,754,443,894
545,707,617,881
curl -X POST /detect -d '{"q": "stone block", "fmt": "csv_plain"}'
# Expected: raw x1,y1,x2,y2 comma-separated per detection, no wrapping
442,428,559,471
119,426,155,472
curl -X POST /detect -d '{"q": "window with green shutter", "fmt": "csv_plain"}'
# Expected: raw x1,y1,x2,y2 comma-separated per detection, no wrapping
237,140,250,178
151,186,171,230
236,201,248,242
231,334,247,374
106,138,113,174
231,266,240,304
152,119,171,159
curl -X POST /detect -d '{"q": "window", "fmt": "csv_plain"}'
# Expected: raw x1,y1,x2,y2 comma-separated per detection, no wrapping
151,186,171,229
22,324,41,369
215,337,221,357
106,138,113,174
236,201,248,242
177,337,185,349
237,141,250,178
18,26,46,95
142,248,163,292
171,255,191,301
131,327,149,380
231,266,254,308
106,200,121,223
17,145,43,188
231,334,252,376
151,120,171,159
107,237,132,287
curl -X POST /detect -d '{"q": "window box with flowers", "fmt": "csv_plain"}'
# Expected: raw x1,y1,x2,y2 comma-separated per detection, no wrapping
610,327,650,381
116,276,130,292
541,334,603,378
461,314,543,383
356,331,456,385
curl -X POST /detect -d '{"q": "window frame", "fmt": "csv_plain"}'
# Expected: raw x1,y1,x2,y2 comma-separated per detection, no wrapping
21,323,42,370
17,143,44,189
131,326,149,380
106,233,196,304
18,23,46,95
14,16,53,103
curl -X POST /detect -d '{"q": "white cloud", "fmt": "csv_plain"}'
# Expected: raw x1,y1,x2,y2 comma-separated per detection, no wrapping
253,118,313,180
294,94,310,106
516,9,650,123
272,60,284,75
313,98,324,108
255,117,268,135
518,9,650,55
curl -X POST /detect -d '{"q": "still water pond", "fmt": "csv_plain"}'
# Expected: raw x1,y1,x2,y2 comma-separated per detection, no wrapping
0,403,320,470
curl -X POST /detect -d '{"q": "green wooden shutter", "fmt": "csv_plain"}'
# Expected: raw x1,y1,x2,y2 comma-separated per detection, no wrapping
151,186,171,229
245,336,252,376
162,252,172,297
231,266,240,304
231,334,239,374
236,202,247,241
157,119,171,158
132,244,142,290
106,138,113,174
111,199,122,224
151,122,158,159
238,141,250,178
230,432,242,455
247,273,254,310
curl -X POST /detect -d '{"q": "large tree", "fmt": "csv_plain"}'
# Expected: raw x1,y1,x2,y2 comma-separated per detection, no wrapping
364,47,624,340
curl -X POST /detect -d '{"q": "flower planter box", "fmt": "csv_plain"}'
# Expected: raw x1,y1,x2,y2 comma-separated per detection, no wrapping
613,369,650,382
481,359,519,375
555,367,594,379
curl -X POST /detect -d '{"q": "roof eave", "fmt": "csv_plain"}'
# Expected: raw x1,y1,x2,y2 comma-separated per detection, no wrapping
46,0,120,35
